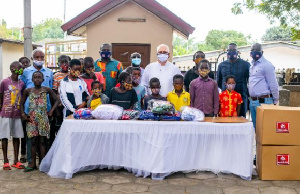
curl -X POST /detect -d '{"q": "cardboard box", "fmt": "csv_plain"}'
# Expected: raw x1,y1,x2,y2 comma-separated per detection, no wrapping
257,143,300,180
256,104,300,145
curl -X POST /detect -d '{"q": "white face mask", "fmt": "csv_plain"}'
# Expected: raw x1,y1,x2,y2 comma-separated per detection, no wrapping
157,54,168,63
33,60,44,67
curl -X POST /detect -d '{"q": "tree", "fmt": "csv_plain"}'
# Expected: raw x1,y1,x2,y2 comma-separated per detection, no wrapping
0,19,21,40
262,26,293,41
173,35,198,56
204,30,250,50
32,18,64,42
232,0,300,40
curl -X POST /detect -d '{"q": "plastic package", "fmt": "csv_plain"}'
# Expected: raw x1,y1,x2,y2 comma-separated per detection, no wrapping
91,104,123,120
139,110,160,121
73,108,93,120
181,106,205,121
121,110,141,120
148,100,175,114
160,111,181,121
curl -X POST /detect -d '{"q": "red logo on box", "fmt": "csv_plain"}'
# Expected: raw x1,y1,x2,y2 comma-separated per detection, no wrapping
277,154,289,165
276,122,289,133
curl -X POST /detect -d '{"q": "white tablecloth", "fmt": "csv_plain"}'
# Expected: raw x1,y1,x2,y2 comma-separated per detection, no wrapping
40,120,254,180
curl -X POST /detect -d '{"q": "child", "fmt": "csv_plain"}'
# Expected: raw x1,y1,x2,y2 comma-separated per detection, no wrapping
0,61,25,170
20,71,59,172
52,55,70,94
167,74,190,111
219,75,243,117
144,77,166,110
127,67,146,111
109,72,138,110
80,57,104,95
19,57,31,69
189,59,219,117
60,59,90,117
87,81,109,110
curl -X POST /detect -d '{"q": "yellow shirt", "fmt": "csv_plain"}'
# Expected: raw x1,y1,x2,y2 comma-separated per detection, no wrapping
167,89,190,111
90,98,102,110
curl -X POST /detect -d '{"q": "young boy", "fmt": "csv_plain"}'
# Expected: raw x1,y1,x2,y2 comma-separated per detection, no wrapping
190,59,219,117
144,77,166,110
130,67,146,111
60,59,89,117
0,61,25,170
219,75,243,117
167,74,190,111
53,55,70,93
87,81,109,110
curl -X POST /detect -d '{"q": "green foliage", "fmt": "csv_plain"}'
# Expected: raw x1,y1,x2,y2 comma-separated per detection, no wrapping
173,35,198,56
32,18,64,42
204,30,250,50
232,0,300,40
0,19,21,40
262,26,292,41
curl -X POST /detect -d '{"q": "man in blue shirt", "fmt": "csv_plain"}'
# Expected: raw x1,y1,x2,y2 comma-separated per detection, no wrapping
217,43,250,117
20,49,53,163
249,43,279,129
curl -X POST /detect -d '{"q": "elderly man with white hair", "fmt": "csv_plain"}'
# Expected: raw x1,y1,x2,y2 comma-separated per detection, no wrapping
141,44,181,97
20,49,53,163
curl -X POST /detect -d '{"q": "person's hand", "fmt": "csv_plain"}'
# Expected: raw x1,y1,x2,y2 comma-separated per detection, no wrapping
21,114,28,121
77,103,86,109
48,110,54,117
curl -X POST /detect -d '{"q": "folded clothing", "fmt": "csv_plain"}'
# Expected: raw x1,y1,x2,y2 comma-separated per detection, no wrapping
181,106,205,121
92,104,123,120
73,108,93,120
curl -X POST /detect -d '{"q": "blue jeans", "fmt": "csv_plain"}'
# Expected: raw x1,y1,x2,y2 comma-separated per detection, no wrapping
250,97,274,129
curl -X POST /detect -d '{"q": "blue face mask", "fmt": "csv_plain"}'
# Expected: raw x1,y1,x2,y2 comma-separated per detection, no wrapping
227,51,238,61
131,58,141,66
100,51,111,59
250,51,262,61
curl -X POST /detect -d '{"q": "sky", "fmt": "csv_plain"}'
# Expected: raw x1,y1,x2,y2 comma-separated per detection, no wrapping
0,0,278,42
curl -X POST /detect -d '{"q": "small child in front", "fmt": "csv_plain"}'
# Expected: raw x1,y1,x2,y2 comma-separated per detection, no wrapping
87,81,109,110
143,77,166,110
0,61,25,170
167,74,190,111
219,75,243,117
189,59,219,117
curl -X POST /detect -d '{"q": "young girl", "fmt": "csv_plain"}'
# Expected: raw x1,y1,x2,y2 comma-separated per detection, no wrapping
80,57,104,95
20,71,59,172
109,72,138,110
219,75,243,117
87,81,109,110
144,77,166,110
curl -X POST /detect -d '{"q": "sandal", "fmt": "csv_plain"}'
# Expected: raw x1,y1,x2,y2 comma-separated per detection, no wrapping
12,162,25,169
3,163,11,170
24,166,37,172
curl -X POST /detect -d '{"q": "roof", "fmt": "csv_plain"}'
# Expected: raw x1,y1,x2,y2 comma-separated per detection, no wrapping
0,38,42,47
61,0,195,38
173,41,300,62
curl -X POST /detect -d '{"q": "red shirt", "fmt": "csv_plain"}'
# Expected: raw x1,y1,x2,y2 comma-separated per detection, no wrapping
219,90,243,117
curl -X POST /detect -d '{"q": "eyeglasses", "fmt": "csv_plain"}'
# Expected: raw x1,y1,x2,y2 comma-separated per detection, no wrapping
157,51,169,54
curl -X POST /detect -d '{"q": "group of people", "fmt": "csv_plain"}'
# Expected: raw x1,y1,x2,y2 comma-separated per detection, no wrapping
0,42,279,171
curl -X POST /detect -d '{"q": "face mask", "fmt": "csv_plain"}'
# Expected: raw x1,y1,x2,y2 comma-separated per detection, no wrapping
227,51,238,61
93,89,102,96
157,54,168,63
226,83,236,91
70,69,80,77
122,82,133,90
151,88,160,95
174,84,183,91
85,68,95,75
100,51,111,59
250,51,262,61
132,76,140,84
60,64,69,72
33,60,44,67
131,58,141,66
14,68,23,75
194,57,203,64
199,69,210,77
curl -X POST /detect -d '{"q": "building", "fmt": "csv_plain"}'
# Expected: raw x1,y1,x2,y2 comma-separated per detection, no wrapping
62,0,195,69
173,42,300,73
0,38,40,80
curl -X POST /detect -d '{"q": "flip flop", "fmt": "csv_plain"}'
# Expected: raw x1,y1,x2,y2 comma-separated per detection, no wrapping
11,162,25,169
23,166,37,172
3,163,11,170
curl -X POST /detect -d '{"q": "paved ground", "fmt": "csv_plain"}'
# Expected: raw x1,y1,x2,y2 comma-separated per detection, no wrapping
1,141,300,194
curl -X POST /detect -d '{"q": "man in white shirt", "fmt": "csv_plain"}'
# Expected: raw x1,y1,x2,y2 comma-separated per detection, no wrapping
141,44,181,97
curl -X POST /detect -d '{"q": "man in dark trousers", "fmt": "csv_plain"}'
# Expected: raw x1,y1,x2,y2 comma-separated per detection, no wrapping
217,43,250,117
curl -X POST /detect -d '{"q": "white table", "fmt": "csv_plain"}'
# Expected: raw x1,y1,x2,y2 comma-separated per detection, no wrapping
40,119,254,180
